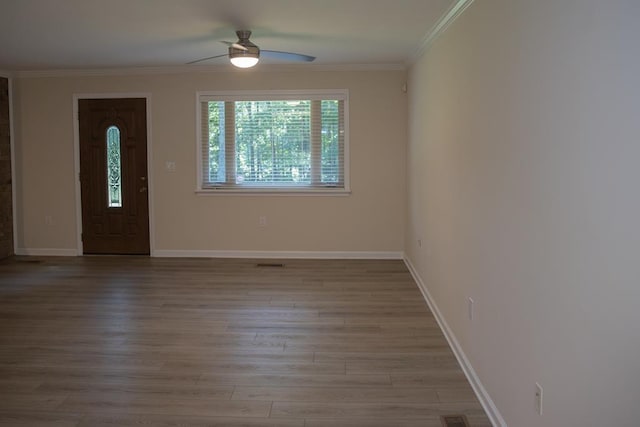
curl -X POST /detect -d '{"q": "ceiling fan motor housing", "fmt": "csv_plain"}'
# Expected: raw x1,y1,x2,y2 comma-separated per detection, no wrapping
229,30,260,60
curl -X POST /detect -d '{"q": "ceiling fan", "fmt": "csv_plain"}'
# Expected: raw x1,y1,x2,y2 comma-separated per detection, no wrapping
187,30,316,68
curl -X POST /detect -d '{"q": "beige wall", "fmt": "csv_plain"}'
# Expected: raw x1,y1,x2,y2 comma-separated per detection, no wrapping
407,0,640,426
14,69,407,255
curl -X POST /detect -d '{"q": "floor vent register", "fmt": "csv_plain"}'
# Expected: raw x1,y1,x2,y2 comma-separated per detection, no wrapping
441,415,470,427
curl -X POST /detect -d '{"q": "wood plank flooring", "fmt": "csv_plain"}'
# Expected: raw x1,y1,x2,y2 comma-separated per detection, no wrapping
0,257,491,426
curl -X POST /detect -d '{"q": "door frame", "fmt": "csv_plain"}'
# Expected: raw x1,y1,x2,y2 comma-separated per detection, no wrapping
73,93,155,256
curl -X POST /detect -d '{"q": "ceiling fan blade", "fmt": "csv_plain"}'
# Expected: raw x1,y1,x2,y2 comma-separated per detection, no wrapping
186,53,229,65
261,50,316,62
220,41,248,51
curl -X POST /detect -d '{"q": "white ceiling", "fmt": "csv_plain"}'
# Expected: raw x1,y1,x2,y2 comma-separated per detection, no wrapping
0,0,456,71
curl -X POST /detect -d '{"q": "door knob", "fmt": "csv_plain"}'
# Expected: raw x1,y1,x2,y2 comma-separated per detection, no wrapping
140,187,147,193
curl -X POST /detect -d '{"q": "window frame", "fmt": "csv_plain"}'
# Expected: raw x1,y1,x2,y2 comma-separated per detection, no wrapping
196,89,350,195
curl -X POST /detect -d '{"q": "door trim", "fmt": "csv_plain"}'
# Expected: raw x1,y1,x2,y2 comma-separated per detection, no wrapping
73,93,155,256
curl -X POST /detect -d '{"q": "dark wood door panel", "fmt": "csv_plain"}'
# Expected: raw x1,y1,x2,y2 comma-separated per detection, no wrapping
79,98,149,255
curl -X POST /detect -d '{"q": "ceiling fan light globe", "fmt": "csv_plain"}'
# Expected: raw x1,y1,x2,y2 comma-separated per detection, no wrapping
230,56,259,68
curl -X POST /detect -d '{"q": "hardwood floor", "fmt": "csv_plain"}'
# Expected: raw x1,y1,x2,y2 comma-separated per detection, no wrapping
0,257,491,426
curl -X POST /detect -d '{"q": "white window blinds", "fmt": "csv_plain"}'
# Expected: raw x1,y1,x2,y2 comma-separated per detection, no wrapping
197,90,348,192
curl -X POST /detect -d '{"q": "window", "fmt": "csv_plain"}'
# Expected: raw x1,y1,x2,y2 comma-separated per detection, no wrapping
197,90,348,193
106,125,122,207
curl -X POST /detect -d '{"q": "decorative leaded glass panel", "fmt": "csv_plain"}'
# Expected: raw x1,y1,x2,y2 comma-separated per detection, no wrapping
106,126,122,207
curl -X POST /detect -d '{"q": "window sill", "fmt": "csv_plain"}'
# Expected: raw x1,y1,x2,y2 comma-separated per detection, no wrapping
195,187,351,196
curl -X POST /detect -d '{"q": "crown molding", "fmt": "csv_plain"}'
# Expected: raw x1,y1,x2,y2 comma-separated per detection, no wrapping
15,62,405,79
409,0,475,65
0,70,15,78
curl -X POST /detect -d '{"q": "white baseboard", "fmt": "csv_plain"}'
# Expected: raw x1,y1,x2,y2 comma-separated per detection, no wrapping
11,248,404,260
153,250,404,259
15,248,79,256
403,255,507,427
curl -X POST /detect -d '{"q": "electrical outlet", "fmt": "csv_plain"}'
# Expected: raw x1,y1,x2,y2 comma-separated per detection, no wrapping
165,161,176,172
468,297,474,321
259,216,267,227
535,383,543,415
45,215,53,225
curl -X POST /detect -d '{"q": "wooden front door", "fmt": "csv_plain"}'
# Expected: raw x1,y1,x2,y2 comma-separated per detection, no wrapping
79,98,149,255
